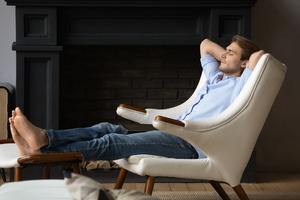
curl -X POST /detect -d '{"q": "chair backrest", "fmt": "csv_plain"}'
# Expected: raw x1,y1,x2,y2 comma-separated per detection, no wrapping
182,54,287,186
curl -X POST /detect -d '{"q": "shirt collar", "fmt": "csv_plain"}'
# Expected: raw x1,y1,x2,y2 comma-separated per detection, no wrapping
218,73,239,82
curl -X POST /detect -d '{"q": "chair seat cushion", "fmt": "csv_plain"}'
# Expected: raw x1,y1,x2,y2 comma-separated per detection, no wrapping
126,154,166,164
0,143,20,168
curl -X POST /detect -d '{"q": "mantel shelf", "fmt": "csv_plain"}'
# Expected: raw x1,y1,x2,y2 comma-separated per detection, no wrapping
5,0,257,7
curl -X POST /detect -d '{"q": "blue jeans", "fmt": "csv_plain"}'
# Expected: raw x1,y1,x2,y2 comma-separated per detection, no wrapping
41,122,199,161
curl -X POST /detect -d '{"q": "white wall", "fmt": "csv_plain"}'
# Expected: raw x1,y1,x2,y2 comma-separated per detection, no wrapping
0,1,16,86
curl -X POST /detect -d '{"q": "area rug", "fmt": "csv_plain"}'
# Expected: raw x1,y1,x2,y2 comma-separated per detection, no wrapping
152,191,300,200
82,169,204,183
82,169,256,183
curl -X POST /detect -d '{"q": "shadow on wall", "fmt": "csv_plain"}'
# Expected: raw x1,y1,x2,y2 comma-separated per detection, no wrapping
252,0,300,61
251,0,300,172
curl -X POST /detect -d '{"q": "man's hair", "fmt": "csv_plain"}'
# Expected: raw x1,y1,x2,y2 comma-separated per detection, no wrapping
232,35,260,61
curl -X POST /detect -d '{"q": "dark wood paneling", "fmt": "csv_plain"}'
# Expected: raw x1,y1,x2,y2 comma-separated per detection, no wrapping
15,51,60,129
16,7,57,45
60,7,209,45
6,0,257,7
210,8,251,46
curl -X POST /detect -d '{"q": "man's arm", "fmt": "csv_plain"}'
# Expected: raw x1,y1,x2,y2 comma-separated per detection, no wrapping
200,39,226,61
247,50,265,70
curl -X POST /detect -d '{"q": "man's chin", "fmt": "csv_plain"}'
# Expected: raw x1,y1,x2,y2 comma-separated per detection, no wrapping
219,65,225,72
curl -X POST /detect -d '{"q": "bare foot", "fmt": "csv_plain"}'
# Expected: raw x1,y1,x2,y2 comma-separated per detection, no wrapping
9,117,40,156
12,107,49,151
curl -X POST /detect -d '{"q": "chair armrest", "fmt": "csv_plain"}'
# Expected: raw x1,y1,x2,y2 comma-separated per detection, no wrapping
0,138,14,144
153,116,206,151
17,152,83,165
118,104,147,114
117,104,152,124
154,116,185,127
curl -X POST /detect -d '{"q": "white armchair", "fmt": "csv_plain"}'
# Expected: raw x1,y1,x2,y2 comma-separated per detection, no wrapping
114,54,287,199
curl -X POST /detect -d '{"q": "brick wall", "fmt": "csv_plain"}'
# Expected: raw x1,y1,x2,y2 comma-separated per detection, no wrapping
59,45,202,129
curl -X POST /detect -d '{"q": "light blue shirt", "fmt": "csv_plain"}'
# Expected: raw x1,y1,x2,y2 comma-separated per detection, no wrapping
178,54,253,158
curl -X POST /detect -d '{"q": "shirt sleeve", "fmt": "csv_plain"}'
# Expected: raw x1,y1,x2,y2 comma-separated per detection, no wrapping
200,54,220,79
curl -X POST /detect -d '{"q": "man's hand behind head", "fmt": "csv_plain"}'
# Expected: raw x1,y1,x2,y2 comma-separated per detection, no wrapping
248,50,265,71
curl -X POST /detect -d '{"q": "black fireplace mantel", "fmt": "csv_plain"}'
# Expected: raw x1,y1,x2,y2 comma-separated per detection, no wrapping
5,0,257,129
6,0,257,7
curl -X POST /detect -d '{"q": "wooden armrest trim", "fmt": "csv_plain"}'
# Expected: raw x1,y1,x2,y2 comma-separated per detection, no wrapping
0,138,15,144
154,116,185,127
118,104,147,114
17,152,84,164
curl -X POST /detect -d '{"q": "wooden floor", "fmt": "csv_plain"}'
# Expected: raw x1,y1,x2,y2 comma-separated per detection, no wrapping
1,172,300,193
101,173,300,193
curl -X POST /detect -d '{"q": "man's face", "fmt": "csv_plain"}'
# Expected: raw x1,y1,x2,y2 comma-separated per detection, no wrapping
219,42,247,77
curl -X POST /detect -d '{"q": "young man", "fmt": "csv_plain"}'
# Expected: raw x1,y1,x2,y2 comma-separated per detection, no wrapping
10,35,264,161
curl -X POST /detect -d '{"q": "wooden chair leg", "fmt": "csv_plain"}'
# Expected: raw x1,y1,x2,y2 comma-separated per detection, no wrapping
14,167,23,182
233,184,249,200
210,181,230,200
114,168,128,189
72,163,82,175
144,176,155,195
43,165,51,179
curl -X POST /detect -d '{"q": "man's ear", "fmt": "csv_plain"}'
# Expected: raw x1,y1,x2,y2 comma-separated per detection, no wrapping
241,60,248,69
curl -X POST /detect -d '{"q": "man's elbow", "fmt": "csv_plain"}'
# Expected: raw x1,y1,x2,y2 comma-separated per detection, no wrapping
200,39,211,57
248,50,265,70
